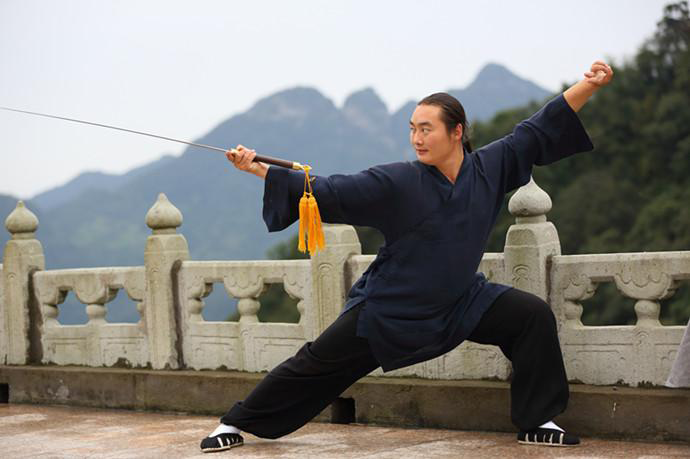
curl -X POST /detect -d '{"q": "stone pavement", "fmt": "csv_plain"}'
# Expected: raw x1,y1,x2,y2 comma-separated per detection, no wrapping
1,404,689,458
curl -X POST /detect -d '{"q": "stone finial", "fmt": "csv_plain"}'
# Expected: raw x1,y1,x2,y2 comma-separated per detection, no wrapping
146,193,182,233
508,177,552,221
5,201,39,238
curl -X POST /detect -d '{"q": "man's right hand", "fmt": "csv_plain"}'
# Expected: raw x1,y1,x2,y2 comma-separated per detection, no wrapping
226,144,269,179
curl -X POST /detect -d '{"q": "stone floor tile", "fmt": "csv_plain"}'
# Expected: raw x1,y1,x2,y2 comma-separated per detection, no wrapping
1,404,688,458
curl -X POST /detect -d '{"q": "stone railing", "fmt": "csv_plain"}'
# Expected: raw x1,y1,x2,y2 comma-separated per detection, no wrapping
551,252,689,385
34,267,146,367
1,181,687,386
178,260,311,372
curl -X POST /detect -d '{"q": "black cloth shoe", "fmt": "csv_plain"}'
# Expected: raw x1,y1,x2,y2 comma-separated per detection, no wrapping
200,432,244,453
517,428,580,446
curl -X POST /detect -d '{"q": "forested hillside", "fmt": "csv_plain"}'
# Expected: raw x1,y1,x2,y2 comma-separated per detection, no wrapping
479,2,690,325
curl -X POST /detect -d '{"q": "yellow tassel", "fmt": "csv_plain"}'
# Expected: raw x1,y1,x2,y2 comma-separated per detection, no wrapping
297,194,309,253
308,195,325,252
295,164,326,256
307,195,317,254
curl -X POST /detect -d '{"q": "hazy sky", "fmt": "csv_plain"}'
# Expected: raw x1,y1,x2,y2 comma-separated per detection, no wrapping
0,0,670,198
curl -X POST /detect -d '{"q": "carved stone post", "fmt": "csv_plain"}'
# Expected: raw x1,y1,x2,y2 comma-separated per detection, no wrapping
144,193,188,369
2,201,45,364
309,224,361,340
74,273,117,367
504,178,561,301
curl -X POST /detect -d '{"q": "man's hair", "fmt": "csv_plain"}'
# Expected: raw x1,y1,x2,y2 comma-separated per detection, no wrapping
418,92,472,153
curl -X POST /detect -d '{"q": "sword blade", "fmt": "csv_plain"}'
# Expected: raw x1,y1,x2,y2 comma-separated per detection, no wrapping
0,105,228,153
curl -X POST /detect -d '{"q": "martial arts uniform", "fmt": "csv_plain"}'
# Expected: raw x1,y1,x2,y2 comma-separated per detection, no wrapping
220,94,594,437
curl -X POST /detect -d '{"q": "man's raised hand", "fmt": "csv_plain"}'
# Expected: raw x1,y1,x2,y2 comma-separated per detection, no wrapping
584,60,613,87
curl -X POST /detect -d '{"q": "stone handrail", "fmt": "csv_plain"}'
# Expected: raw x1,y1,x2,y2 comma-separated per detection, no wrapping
178,260,311,372
551,252,690,386
33,267,146,367
1,179,687,387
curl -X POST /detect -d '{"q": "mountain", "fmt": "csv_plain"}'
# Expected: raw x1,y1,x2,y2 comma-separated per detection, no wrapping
2,63,553,323
32,154,176,210
388,62,550,156
448,63,551,121
343,88,392,142
24,63,552,270
34,86,406,270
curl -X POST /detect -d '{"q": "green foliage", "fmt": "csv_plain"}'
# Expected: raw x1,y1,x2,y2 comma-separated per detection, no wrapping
267,2,690,326
256,283,301,323
265,233,309,260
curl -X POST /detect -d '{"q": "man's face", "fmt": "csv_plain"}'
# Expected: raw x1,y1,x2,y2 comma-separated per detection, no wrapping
409,104,461,165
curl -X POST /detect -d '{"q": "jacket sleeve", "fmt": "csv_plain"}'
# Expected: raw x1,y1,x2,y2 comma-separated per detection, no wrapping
262,162,410,232
474,94,594,192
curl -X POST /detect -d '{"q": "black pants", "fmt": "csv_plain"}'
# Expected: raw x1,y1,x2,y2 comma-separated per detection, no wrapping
220,288,569,438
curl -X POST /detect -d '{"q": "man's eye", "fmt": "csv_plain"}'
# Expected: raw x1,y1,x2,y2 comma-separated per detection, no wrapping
422,128,430,133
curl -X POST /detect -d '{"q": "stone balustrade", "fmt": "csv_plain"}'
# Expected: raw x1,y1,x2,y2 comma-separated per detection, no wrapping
178,259,311,372
1,179,687,387
33,267,146,367
551,252,690,385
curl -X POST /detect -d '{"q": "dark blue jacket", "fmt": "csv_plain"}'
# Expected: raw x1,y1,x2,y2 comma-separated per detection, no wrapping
262,94,593,371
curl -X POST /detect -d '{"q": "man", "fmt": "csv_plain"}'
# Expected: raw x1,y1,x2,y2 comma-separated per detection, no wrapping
200,60,614,453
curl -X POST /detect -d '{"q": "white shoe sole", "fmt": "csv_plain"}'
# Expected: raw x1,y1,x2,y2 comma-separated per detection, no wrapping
518,439,578,447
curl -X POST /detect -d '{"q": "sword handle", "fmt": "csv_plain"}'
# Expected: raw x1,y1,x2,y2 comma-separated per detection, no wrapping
254,154,303,171
228,148,304,171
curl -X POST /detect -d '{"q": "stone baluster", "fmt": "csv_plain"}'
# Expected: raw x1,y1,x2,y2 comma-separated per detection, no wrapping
2,201,45,364
224,273,265,371
504,178,561,302
309,224,361,340
85,303,107,324
613,269,677,383
283,270,308,327
237,297,261,324
73,275,117,367
561,273,598,328
35,279,66,332
40,299,61,329
144,193,189,369
186,279,213,323
613,269,677,328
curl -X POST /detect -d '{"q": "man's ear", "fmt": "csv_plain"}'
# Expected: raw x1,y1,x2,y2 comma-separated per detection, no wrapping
455,124,463,142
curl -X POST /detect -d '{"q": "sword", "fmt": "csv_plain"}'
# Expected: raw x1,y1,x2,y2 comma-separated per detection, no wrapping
0,105,305,171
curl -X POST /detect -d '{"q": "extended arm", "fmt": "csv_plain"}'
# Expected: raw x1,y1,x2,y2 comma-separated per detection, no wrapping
262,162,415,233
563,60,613,112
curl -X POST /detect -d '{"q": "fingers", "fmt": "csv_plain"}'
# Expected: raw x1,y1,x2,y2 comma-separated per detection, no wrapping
584,60,613,86
226,144,257,171
591,64,610,74
591,61,613,74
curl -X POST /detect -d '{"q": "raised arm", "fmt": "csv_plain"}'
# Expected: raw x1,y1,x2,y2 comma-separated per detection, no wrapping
563,60,614,112
474,60,612,193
